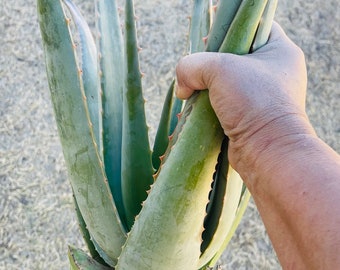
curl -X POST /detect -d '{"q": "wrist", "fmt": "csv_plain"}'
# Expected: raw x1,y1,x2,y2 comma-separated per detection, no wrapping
228,109,317,190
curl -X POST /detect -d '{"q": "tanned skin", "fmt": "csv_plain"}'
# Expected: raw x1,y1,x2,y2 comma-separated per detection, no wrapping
176,22,340,269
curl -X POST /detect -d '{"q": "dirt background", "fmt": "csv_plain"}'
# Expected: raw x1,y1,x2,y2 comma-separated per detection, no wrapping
1,0,339,269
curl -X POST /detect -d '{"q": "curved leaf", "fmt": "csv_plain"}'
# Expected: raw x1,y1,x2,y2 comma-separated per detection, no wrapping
252,0,278,51
96,0,126,229
68,245,113,270
37,0,126,265
116,91,225,270
207,189,252,267
152,80,176,171
189,0,211,54
63,0,102,154
73,194,108,266
198,168,243,269
121,0,154,229
206,0,242,52
219,0,269,54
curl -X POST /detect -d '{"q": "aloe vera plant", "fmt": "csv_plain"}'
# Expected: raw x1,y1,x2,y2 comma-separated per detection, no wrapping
37,0,277,269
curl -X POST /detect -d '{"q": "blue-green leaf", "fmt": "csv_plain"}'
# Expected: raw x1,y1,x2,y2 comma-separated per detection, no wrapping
64,0,102,156
206,0,242,52
121,0,154,230
116,91,224,270
68,245,113,270
152,80,176,171
37,0,126,265
96,0,127,229
189,0,211,54
252,0,278,51
73,194,108,266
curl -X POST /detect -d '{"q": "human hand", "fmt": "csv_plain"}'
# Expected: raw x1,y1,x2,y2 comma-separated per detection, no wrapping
176,22,316,175
177,23,340,269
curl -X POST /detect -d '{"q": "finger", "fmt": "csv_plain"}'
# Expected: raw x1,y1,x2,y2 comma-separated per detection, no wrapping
175,52,224,99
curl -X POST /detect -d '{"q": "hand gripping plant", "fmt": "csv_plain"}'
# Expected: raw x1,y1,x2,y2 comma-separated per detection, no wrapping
37,0,277,269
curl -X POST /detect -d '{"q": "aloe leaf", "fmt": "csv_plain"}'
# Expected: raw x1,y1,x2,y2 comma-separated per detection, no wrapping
208,189,252,267
200,139,229,253
152,0,211,167
205,0,242,52
152,91,196,178
37,0,126,265
73,194,108,266
152,80,176,171
219,0,269,54
151,0,210,170
116,91,225,270
68,246,113,270
169,96,183,135
252,0,278,51
95,0,126,229
189,0,211,54
121,0,154,230
64,0,102,152
198,168,243,269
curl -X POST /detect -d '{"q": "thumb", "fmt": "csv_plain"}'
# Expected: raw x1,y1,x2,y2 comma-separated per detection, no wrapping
175,52,228,99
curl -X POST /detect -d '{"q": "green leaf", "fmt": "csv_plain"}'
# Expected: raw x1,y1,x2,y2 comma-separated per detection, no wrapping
152,80,176,171
121,0,154,230
198,167,244,269
206,0,242,52
63,0,102,157
96,0,126,229
169,96,183,136
116,91,225,270
68,246,113,270
208,189,252,267
37,0,126,265
152,0,210,171
200,139,229,254
219,0,269,54
252,0,278,51
189,0,211,53
73,194,108,266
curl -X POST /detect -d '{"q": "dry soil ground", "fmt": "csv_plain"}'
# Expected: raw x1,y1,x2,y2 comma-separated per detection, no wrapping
1,0,339,269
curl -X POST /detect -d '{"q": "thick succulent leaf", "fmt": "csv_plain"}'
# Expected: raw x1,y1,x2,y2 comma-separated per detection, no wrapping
121,0,154,230
37,0,126,265
189,0,211,53
64,0,102,152
152,0,211,163
205,0,242,52
95,0,126,229
73,194,108,266
198,168,243,269
208,189,252,267
152,80,183,171
219,0,269,54
200,139,229,253
116,91,225,270
152,80,176,171
63,0,101,153
252,0,278,51
68,246,113,270
169,96,183,135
